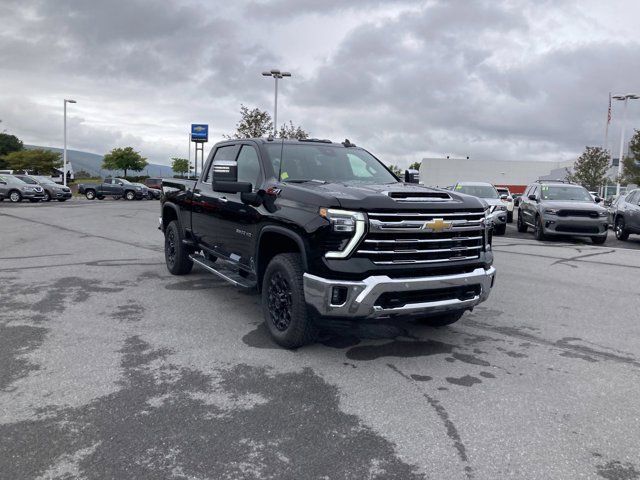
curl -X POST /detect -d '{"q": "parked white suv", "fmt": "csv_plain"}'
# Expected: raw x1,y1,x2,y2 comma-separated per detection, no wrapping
495,187,514,223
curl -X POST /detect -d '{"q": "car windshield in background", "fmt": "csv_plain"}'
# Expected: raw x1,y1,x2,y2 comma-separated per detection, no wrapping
456,185,500,199
264,144,398,184
16,176,38,184
34,176,57,185
118,178,132,185
541,185,592,202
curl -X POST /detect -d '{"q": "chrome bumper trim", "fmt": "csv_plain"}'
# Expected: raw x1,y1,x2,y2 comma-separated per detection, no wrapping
303,266,496,318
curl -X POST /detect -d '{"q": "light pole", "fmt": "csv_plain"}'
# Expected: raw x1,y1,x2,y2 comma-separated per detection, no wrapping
612,93,639,195
63,99,77,186
262,69,291,136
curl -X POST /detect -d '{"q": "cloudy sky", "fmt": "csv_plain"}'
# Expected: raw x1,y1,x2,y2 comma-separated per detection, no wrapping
1,0,640,168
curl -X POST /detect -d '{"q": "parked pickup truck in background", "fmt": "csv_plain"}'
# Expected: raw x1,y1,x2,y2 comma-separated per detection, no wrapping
78,178,146,200
160,138,496,348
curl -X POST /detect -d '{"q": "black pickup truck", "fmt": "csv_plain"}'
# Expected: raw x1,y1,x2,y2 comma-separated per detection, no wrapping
160,138,496,348
78,178,146,200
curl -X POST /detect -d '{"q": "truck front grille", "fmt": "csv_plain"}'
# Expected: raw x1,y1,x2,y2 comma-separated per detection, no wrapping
357,211,486,265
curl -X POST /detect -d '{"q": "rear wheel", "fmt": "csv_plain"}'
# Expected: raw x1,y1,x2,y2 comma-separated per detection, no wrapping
534,215,546,241
517,210,528,232
97,196,105,200
43,191,51,202
419,310,465,327
85,190,96,200
507,211,513,223
591,234,607,245
125,190,135,201
262,253,318,349
9,190,22,203
164,220,193,275
615,217,629,241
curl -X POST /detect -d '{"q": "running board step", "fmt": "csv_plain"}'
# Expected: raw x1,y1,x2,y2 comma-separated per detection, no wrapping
189,255,256,289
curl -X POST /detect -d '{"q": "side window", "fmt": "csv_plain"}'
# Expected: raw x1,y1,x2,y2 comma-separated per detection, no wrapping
627,191,638,204
204,145,237,183
237,145,261,189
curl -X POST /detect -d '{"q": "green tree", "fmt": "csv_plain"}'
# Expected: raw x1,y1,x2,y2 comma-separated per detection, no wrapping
409,161,421,170
171,157,190,176
227,104,273,139
102,147,148,177
0,133,24,169
277,120,309,140
620,129,640,186
566,146,611,191
2,148,62,174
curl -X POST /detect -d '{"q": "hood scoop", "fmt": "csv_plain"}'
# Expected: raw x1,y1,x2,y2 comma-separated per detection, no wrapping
385,191,451,202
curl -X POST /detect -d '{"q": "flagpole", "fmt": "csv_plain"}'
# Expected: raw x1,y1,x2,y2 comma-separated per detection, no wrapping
604,92,611,153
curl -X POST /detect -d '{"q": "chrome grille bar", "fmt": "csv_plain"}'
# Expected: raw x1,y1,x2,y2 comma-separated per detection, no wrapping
364,236,482,244
373,255,481,265
368,211,485,218
358,245,482,255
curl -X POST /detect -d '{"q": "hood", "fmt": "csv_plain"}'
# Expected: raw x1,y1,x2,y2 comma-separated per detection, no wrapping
482,198,503,207
541,200,606,211
280,181,486,211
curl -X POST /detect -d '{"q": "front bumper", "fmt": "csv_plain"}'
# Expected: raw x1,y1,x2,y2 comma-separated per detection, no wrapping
54,191,73,199
487,210,507,226
304,266,496,319
22,190,45,200
542,215,608,236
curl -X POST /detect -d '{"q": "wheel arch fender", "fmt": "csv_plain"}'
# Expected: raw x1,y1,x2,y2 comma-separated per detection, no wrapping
256,226,308,290
162,202,182,232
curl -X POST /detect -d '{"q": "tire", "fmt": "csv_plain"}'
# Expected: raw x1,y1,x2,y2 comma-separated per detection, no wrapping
615,217,629,241
262,253,318,349
420,310,465,327
97,196,105,200
516,210,528,232
534,215,546,241
494,223,506,235
85,189,96,200
125,190,135,201
113,195,121,201
43,191,51,202
29,199,40,203
164,220,193,275
9,190,22,203
591,235,607,245
507,211,513,223
57,199,67,202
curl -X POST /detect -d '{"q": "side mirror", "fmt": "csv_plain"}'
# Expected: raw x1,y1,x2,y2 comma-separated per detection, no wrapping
213,181,252,194
595,196,602,203
528,194,538,201
500,194,508,200
404,169,419,184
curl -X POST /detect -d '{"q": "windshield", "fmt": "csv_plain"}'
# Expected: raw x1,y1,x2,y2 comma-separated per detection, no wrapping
264,143,398,184
455,185,500,199
0,175,26,185
116,178,132,185
541,185,592,202
17,176,38,184
33,176,57,185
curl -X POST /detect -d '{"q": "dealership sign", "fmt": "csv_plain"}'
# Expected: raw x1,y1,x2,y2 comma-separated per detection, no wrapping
191,124,208,143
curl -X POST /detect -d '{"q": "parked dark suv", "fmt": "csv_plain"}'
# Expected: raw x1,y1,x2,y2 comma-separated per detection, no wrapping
517,180,608,244
611,189,640,241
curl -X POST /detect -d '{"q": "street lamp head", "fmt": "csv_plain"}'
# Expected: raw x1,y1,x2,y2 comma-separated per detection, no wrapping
262,71,272,76
65,99,77,103
281,72,291,77
612,95,626,100
270,69,281,75
612,94,640,100
627,94,640,100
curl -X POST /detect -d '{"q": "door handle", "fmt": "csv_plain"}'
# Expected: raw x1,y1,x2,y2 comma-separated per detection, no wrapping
219,196,228,203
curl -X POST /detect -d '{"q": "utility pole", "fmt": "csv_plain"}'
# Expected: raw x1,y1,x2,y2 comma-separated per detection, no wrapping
262,69,291,136
612,94,639,195
63,99,76,186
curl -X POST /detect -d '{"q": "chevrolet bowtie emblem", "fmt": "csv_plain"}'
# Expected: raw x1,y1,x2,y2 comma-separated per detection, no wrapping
423,218,452,232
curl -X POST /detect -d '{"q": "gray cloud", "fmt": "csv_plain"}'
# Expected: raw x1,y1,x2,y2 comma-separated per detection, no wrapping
1,0,639,167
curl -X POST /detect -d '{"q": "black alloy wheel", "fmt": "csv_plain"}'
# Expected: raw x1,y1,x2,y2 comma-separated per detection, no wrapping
164,220,193,275
517,210,527,233
267,272,293,331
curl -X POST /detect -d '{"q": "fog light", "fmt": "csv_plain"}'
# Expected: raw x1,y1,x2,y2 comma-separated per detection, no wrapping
331,286,348,305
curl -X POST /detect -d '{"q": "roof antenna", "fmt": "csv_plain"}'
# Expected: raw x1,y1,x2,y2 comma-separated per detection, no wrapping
342,138,356,147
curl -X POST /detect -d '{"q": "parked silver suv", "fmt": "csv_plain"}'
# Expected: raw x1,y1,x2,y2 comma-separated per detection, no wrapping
517,180,608,244
451,182,508,235
611,189,640,241
0,174,46,203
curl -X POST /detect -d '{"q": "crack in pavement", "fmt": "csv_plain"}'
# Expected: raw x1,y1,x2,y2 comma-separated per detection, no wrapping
552,249,616,267
387,363,474,480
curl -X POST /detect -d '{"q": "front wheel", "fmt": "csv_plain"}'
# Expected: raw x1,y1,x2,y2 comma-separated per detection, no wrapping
9,190,22,203
85,190,96,200
615,217,629,241
534,215,546,241
591,235,607,245
494,223,506,235
125,191,135,201
419,310,465,327
43,191,51,202
507,211,513,223
164,220,193,275
262,253,318,349
57,199,67,202
516,210,528,232
29,199,40,203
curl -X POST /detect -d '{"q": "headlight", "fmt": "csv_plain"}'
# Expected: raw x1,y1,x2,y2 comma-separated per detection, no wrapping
319,208,366,259
599,211,608,217
544,208,558,215
135,186,142,190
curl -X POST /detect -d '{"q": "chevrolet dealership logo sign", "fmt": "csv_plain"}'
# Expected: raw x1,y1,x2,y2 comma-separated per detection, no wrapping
423,218,452,232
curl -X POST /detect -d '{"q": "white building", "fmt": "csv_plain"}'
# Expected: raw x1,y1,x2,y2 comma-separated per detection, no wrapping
419,157,574,194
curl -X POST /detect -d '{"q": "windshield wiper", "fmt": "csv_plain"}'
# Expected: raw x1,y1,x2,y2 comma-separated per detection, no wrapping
284,179,327,184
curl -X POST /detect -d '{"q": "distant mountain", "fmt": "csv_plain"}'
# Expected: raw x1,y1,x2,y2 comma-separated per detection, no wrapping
25,145,174,178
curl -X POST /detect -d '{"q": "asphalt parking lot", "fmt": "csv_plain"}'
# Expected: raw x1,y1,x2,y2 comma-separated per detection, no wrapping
1,200,640,480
